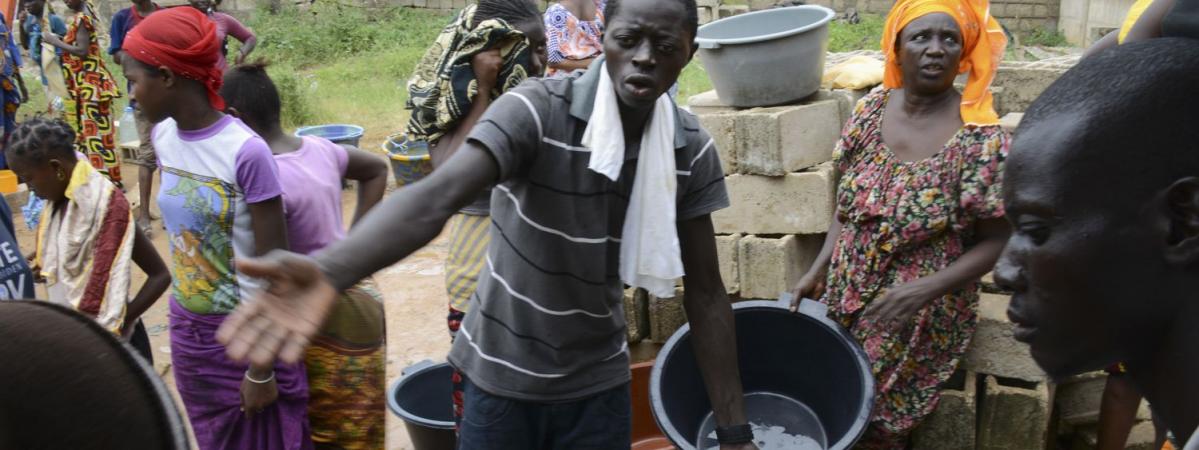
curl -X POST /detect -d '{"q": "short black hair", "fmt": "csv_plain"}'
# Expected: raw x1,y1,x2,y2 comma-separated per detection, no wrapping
604,0,700,42
1017,38,1199,196
5,118,77,165
0,302,190,449
473,0,541,28
220,61,281,133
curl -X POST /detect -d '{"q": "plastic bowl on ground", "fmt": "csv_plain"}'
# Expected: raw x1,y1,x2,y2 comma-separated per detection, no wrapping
650,297,874,450
382,133,434,188
695,5,836,107
387,360,456,450
294,124,366,148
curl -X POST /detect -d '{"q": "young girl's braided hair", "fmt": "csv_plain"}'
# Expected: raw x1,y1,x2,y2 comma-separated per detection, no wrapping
5,117,77,163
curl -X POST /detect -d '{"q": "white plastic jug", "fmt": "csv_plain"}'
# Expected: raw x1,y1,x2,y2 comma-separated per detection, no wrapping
117,106,139,146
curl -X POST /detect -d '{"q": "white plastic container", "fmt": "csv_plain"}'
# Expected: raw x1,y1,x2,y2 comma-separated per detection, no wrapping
117,106,139,145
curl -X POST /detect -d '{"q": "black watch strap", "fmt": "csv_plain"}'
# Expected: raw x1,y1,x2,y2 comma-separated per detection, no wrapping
715,424,754,445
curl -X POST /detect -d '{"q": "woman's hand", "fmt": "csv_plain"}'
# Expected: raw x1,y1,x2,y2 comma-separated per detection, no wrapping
40,29,55,45
862,280,937,327
471,49,503,95
240,367,279,419
788,266,828,312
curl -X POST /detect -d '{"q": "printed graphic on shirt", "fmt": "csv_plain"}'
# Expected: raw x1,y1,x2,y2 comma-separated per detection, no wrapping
161,167,239,314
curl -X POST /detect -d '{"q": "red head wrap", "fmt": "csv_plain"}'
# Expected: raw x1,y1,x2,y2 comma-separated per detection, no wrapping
121,7,226,110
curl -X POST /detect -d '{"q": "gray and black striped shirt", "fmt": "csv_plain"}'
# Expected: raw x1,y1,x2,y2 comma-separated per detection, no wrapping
447,63,729,402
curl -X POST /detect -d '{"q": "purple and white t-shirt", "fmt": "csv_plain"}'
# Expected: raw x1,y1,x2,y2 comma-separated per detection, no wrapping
274,136,348,256
153,114,282,315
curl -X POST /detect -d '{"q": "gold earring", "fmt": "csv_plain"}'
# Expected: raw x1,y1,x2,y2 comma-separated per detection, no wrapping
57,170,66,180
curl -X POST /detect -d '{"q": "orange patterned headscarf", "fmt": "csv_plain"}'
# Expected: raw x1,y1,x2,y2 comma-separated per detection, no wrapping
881,0,1007,125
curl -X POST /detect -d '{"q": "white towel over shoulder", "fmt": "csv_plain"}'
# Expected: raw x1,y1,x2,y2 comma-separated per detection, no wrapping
581,63,683,298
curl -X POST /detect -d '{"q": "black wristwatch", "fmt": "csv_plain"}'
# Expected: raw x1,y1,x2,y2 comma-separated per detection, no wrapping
715,424,754,445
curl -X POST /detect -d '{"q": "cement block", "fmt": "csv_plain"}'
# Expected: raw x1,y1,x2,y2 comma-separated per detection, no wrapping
696,0,721,8
978,376,1052,450
736,99,841,176
1009,3,1035,16
624,288,650,343
963,293,1050,382
649,288,687,343
453,0,466,8
695,112,738,175
1125,420,1161,450
688,90,736,116
1069,420,1157,450
1000,112,1024,133
718,4,749,18
713,164,836,235
867,0,893,13
912,376,977,450
715,234,742,295
993,66,1069,116
738,234,823,300
698,6,714,24
1033,4,1049,16
748,0,776,10
815,88,868,128
1055,371,1104,426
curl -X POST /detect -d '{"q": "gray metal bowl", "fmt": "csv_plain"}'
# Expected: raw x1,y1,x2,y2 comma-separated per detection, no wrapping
696,6,836,107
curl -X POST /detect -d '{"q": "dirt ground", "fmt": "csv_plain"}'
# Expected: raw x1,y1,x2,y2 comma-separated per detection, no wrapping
14,163,448,449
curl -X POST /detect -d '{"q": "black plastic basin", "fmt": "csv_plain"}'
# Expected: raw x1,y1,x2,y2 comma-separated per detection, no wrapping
650,299,874,450
387,360,456,450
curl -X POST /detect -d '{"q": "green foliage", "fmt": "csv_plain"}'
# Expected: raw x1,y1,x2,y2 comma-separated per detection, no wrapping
1020,28,1069,47
827,14,886,53
240,2,451,134
271,69,316,128
245,3,451,69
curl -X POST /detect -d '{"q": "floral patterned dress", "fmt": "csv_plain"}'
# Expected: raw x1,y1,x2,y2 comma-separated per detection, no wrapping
62,13,121,185
822,89,1008,448
544,0,605,77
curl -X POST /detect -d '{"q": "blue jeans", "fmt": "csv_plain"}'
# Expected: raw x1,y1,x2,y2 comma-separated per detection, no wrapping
456,378,632,450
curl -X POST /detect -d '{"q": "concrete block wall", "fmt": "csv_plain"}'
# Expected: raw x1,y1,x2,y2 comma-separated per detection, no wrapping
623,288,650,343
649,288,688,344
912,372,978,450
1055,371,1158,450
978,376,1053,450
963,293,1049,382
692,89,845,306
776,0,1060,37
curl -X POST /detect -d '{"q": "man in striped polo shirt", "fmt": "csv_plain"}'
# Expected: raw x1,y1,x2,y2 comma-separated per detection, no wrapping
220,0,757,448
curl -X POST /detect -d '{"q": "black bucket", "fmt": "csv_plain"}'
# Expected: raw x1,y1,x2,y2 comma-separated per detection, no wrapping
650,298,874,450
387,360,457,450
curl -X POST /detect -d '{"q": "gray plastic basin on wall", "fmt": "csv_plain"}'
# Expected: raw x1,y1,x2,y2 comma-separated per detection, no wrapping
695,5,836,107
649,297,874,450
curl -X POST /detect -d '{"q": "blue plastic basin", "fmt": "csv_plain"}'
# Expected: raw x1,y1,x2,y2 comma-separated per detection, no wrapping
294,124,365,147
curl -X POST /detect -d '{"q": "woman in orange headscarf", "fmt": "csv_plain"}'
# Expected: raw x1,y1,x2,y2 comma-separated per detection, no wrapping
789,0,1010,447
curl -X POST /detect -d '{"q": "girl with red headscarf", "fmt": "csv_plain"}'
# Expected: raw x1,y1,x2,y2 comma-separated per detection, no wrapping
790,0,1010,447
119,7,309,450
